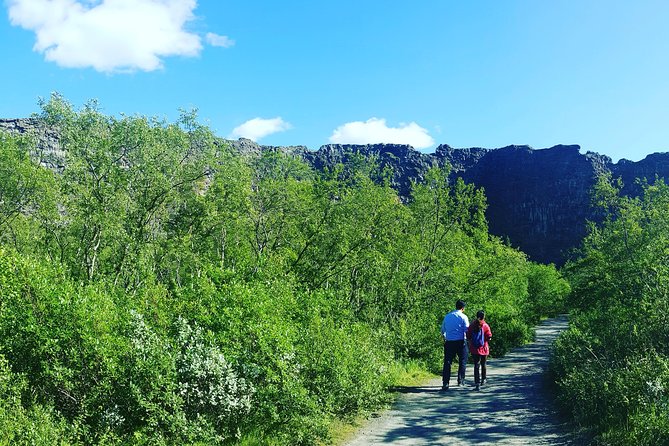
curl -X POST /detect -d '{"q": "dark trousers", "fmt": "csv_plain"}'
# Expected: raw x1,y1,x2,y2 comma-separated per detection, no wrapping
443,340,467,386
473,353,487,385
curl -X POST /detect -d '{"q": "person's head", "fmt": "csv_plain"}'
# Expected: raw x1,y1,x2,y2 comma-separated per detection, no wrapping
476,310,485,321
456,300,466,311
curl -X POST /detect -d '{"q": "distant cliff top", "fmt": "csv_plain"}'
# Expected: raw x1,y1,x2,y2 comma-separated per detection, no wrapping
2,117,663,173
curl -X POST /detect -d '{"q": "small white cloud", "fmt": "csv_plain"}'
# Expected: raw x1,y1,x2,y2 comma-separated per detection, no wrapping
230,117,292,142
7,0,209,73
206,32,234,48
329,118,435,149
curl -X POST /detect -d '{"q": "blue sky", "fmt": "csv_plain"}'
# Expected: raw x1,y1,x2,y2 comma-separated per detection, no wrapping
2,1,669,162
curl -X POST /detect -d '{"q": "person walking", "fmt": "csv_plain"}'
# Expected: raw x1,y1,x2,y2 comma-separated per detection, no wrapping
440,299,469,391
467,310,492,391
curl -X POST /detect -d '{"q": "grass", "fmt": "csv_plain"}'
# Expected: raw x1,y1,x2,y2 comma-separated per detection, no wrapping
325,360,438,445
238,361,439,445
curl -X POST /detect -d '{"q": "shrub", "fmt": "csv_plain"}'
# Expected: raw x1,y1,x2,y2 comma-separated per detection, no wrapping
551,177,669,443
0,354,73,445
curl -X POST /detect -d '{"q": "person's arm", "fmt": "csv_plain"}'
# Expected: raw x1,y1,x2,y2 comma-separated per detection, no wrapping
485,324,492,341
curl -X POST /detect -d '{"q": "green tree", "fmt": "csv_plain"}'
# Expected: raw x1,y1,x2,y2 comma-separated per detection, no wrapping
0,96,573,445
552,175,669,445
0,132,57,252
35,94,216,288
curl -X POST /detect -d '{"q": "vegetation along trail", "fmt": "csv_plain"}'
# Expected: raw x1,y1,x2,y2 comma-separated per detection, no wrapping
345,315,577,446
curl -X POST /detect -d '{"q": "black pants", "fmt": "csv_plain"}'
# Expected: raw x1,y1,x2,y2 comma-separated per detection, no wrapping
473,353,487,385
443,340,467,386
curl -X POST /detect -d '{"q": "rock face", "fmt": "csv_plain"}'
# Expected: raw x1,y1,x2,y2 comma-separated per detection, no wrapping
438,145,604,264
614,153,669,197
227,137,310,158
294,142,609,264
3,118,669,265
303,143,437,197
294,143,669,265
0,118,65,171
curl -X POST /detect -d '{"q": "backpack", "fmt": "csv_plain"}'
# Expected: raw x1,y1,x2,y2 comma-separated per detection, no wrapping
471,326,485,349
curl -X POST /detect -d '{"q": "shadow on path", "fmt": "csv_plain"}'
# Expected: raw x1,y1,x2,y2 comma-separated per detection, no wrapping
346,315,579,446
389,386,442,394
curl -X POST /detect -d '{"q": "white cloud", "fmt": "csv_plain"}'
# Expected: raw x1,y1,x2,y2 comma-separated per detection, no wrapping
230,117,292,142
6,0,213,72
205,32,234,48
329,118,435,149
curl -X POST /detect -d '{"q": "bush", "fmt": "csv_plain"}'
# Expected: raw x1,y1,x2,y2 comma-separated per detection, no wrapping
0,354,73,445
0,98,573,444
551,176,669,443
116,311,254,444
299,320,393,416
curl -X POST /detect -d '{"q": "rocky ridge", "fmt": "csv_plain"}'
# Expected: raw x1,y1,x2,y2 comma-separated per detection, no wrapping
0,118,64,171
228,139,669,265
3,118,669,265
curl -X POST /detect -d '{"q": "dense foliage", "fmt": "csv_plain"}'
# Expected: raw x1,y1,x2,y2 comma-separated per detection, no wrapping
551,174,669,445
0,95,568,445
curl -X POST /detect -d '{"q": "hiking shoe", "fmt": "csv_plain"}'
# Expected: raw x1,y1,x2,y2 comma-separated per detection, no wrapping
475,385,480,391
480,378,487,386
441,385,449,391
457,380,465,387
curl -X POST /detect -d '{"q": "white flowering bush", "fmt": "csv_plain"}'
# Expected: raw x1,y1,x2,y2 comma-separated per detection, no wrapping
174,316,254,439
118,311,254,443
120,310,184,439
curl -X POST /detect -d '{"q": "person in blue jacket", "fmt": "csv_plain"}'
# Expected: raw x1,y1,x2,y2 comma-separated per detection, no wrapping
440,299,470,391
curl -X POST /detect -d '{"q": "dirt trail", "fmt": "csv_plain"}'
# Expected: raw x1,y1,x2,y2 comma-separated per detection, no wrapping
345,315,578,446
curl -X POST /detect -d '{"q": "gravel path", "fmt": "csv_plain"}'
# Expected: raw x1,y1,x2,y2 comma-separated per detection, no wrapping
345,315,578,446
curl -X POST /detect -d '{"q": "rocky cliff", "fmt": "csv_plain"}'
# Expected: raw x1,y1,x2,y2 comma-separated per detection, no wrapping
228,138,669,265
0,118,64,170
436,144,607,264
3,118,669,265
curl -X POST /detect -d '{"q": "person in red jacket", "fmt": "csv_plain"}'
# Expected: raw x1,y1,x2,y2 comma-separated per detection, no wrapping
467,310,492,391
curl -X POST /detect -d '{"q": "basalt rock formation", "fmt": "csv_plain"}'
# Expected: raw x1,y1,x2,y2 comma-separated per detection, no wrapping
435,144,608,264
0,118,64,170
3,118,669,265
235,139,669,265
